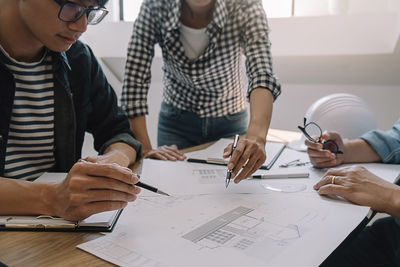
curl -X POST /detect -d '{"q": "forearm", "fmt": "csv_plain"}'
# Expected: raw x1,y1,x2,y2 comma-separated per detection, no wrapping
247,88,274,143
0,178,54,215
129,116,152,153
343,139,381,163
382,185,400,218
103,142,138,168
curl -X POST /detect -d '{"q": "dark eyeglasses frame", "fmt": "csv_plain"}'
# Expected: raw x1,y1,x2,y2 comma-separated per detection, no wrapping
53,0,108,25
298,117,343,154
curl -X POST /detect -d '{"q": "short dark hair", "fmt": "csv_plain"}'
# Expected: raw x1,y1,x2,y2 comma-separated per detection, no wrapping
96,0,108,7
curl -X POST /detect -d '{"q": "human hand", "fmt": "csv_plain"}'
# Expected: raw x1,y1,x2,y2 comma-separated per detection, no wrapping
223,137,266,184
50,161,141,221
144,145,186,161
305,131,345,168
314,165,398,213
84,151,131,168
84,142,138,168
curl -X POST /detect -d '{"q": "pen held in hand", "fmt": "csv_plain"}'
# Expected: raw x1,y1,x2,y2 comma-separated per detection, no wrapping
135,176,170,196
226,134,240,188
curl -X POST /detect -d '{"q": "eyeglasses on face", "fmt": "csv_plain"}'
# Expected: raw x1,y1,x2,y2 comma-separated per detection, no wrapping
53,0,108,25
298,117,343,154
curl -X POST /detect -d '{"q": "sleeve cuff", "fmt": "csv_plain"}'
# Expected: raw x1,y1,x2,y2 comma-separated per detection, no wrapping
98,133,143,162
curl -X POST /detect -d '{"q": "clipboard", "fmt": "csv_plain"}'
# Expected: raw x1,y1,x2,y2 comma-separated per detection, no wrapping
0,173,123,232
0,210,122,232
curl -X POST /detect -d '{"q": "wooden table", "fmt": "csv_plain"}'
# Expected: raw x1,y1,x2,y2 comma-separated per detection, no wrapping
0,231,111,266
0,130,301,266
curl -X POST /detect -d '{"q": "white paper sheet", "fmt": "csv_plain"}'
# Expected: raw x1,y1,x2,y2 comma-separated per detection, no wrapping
77,143,400,267
78,192,370,267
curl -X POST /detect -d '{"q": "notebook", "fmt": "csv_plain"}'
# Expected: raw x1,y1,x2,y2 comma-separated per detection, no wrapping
186,139,286,170
0,173,122,232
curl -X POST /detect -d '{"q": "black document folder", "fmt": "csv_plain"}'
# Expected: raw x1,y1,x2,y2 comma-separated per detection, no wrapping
0,173,122,232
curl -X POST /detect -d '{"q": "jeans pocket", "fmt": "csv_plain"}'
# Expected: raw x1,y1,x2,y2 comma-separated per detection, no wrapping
159,102,182,120
224,109,248,121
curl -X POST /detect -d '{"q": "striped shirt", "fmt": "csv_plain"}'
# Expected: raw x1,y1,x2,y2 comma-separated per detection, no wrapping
122,0,281,118
0,46,55,180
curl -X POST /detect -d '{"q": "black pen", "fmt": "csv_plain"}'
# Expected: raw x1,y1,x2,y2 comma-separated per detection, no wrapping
226,134,240,188
136,176,170,196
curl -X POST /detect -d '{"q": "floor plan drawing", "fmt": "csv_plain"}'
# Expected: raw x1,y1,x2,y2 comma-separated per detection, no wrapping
77,194,338,266
181,204,324,262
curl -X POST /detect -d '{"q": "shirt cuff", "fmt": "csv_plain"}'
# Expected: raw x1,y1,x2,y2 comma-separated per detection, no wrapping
98,133,143,162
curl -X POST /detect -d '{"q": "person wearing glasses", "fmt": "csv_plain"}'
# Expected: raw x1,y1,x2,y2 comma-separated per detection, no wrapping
303,120,400,266
121,0,281,183
0,0,143,221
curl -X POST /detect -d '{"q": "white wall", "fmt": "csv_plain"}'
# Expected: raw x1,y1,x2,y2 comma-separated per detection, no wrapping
295,0,399,16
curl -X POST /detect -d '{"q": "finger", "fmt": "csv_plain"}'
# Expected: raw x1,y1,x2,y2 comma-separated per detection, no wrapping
161,145,183,154
231,153,248,178
233,147,261,181
305,139,323,150
321,131,340,142
72,161,135,185
81,156,98,163
317,184,348,199
314,171,346,189
249,158,265,176
223,143,233,158
227,141,245,170
76,176,141,194
309,156,336,165
312,160,340,169
324,167,351,177
84,189,139,203
145,151,168,161
307,147,335,160
234,157,263,184
321,132,332,141
158,150,178,161
159,147,186,160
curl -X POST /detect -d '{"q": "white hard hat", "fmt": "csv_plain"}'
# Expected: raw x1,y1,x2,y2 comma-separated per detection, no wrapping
289,93,377,151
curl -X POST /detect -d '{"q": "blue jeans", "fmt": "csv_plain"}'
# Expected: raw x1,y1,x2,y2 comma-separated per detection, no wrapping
158,102,248,149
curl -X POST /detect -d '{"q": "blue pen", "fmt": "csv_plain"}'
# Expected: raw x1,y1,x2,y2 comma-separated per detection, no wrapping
225,134,240,188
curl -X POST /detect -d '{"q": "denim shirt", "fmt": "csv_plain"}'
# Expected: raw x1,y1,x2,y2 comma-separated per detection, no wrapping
361,119,400,225
0,41,142,176
361,119,400,164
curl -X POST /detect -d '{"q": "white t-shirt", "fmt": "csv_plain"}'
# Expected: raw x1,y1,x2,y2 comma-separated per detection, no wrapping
180,24,210,60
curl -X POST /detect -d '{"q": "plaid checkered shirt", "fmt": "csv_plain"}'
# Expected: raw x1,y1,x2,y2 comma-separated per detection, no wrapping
121,0,281,118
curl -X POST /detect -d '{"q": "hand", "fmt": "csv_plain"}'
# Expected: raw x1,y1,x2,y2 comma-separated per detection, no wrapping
314,165,398,213
144,145,186,161
84,151,130,168
223,137,266,184
305,132,345,168
84,142,138,168
50,161,141,221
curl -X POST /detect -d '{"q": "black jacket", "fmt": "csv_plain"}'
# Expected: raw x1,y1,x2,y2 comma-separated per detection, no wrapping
0,41,142,176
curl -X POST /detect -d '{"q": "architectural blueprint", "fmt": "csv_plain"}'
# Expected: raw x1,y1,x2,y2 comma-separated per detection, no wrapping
78,192,369,267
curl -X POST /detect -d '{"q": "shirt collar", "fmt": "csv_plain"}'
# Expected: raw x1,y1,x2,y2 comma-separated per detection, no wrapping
166,0,228,32
165,0,182,33
211,0,228,30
